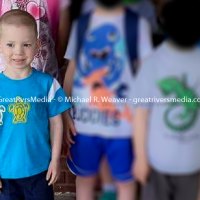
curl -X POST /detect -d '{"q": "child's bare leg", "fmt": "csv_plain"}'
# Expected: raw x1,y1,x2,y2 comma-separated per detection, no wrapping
76,175,97,200
116,181,135,200
100,158,116,191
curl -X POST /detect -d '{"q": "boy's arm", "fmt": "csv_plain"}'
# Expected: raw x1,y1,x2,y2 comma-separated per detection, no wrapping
46,114,63,185
62,19,77,94
56,4,71,68
62,21,77,147
62,110,76,147
133,107,150,185
63,60,76,148
63,60,76,96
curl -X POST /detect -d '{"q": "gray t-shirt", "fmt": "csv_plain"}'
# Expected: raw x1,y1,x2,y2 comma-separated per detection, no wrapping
135,41,200,174
65,12,152,138
65,14,152,61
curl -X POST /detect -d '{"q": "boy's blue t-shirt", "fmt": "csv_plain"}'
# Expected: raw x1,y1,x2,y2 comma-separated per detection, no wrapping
0,69,71,179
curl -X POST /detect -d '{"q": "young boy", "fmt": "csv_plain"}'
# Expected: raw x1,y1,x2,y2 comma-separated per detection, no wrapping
0,10,71,200
64,0,152,199
0,0,70,78
133,1,200,200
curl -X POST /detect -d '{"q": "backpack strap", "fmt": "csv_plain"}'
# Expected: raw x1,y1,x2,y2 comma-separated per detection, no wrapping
76,12,91,59
124,8,139,75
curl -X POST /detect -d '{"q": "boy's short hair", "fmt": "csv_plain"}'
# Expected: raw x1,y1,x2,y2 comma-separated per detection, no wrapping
0,9,38,37
160,0,200,47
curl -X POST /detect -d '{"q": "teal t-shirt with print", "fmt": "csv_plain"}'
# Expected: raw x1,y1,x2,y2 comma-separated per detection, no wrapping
0,69,71,179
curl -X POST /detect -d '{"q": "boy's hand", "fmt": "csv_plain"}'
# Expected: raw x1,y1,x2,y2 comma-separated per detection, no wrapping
133,158,151,185
46,159,60,186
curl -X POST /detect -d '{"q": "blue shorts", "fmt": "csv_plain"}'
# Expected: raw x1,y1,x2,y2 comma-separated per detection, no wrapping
67,134,134,182
0,171,54,200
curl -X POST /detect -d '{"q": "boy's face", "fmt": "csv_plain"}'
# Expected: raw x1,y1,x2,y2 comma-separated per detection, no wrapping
0,24,38,70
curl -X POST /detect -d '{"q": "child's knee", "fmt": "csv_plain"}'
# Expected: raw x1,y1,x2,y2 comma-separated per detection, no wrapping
76,175,97,187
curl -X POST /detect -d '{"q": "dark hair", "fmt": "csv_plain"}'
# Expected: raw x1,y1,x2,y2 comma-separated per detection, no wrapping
0,9,38,37
160,0,200,47
69,0,85,22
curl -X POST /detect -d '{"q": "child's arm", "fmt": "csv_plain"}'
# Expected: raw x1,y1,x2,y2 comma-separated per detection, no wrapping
62,110,76,148
46,114,63,185
63,60,76,96
133,107,150,185
63,60,76,147
56,3,71,68
62,21,77,146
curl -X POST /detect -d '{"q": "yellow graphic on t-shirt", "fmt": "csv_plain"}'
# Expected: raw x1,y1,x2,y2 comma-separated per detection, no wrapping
9,97,30,124
0,105,6,126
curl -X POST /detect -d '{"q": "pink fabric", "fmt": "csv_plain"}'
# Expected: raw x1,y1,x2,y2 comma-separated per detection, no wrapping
47,0,59,41
47,0,70,42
